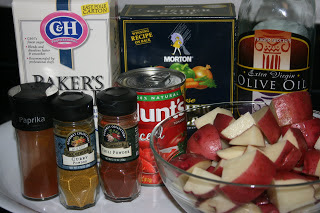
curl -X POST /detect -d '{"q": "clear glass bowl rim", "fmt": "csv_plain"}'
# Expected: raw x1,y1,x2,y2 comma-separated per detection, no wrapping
150,101,320,188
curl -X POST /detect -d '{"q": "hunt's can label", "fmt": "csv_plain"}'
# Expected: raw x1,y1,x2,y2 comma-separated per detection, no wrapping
117,67,186,185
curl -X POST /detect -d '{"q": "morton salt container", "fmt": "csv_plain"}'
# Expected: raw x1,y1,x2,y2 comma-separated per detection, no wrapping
117,67,186,185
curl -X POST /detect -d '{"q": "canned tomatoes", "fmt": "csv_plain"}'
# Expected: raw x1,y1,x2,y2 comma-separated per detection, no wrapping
117,67,186,185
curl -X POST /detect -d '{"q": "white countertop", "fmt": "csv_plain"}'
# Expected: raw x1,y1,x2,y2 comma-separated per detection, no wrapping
0,121,185,213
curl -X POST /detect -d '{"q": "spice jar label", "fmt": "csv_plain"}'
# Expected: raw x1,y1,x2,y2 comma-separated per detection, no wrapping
55,130,97,170
99,124,139,162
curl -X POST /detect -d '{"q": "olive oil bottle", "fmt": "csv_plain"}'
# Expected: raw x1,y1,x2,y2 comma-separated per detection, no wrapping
235,0,316,106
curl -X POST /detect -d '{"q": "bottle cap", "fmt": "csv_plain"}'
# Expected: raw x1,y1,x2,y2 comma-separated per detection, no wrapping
96,87,137,116
8,82,58,131
51,91,93,122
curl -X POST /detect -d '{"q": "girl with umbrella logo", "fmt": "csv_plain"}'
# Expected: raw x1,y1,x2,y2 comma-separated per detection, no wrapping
171,32,190,55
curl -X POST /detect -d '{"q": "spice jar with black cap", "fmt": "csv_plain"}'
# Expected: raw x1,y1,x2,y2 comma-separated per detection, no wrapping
51,91,99,210
97,87,141,202
8,82,59,201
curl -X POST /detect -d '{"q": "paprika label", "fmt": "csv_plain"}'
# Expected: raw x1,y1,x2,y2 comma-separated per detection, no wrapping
55,130,97,170
99,124,139,163
236,29,310,105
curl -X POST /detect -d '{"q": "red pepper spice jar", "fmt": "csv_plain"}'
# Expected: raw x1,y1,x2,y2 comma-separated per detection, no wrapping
97,87,141,202
8,82,59,200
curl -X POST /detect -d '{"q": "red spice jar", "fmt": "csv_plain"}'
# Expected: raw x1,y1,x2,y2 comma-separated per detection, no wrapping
97,87,141,202
8,82,59,200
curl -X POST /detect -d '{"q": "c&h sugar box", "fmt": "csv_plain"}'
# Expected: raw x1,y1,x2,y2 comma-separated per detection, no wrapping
12,0,120,100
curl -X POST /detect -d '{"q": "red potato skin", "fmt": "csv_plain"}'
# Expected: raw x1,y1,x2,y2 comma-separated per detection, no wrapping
302,149,320,176
169,153,210,171
212,166,223,177
270,91,313,127
284,128,308,167
254,107,281,144
185,186,219,201
186,124,222,161
274,170,310,181
258,203,280,213
206,166,216,173
220,151,276,204
213,113,234,134
290,118,320,149
254,192,280,213
254,192,270,205
273,140,302,171
281,125,290,136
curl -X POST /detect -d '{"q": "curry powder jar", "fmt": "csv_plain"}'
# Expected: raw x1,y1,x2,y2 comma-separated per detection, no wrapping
52,91,99,210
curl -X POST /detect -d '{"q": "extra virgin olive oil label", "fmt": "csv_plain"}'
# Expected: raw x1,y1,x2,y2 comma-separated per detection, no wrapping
236,29,310,105
55,130,97,170
99,124,139,163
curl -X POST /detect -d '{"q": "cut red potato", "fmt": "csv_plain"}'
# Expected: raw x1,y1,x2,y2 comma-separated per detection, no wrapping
169,153,212,184
262,140,301,171
269,91,313,127
221,112,256,140
211,159,226,177
183,167,221,200
220,150,276,204
195,107,233,129
206,160,218,173
213,113,235,136
245,145,260,153
267,171,316,213
252,106,281,144
281,128,308,166
233,203,262,213
290,118,320,149
186,124,222,161
314,136,320,150
169,153,212,173
302,149,320,177
258,203,279,213
178,91,320,212
216,146,246,160
229,125,265,147
197,193,238,213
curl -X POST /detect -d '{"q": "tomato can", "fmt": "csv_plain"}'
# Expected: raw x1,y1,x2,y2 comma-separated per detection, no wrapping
117,67,186,185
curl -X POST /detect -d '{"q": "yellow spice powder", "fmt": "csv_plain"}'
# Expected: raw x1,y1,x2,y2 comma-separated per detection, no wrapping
59,166,99,208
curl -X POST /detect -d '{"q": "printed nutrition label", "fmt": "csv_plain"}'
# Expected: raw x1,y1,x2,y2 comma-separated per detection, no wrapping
25,37,55,64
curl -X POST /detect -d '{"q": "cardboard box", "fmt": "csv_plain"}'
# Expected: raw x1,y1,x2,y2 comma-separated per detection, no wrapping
119,4,236,112
12,0,120,101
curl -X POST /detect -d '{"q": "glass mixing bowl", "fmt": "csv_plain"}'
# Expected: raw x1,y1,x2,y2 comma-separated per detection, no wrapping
150,102,320,213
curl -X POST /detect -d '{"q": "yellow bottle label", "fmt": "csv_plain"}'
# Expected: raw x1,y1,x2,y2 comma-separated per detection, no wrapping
81,2,109,16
